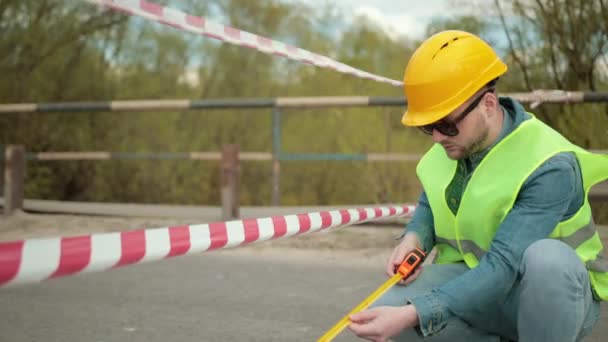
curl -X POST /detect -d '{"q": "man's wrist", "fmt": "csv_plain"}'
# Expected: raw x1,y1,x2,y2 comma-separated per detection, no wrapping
403,232,421,248
404,304,419,325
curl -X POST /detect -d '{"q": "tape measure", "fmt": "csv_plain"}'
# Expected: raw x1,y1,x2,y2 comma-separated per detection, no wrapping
317,248,426,342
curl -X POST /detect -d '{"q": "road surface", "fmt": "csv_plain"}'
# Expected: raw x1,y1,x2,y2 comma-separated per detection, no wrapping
0,246,605,342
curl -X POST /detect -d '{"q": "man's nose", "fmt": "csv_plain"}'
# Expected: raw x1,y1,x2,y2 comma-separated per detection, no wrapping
432,128,448,143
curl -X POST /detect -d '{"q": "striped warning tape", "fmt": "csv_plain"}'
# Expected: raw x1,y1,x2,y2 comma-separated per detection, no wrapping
0,205,415,288
21,151,423,162
87,0,403,87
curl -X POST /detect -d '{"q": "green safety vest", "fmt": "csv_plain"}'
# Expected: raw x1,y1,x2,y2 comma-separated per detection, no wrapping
417,115,608,300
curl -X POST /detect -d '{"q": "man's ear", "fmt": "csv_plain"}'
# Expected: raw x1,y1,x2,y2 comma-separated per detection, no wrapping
484,92,499,118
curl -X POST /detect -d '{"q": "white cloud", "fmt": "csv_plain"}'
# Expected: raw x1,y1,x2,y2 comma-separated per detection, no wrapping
286,0,474,41
353,5,426,40
178,69,200,87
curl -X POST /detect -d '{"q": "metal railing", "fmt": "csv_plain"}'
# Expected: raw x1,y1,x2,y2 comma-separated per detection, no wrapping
2,91,607,215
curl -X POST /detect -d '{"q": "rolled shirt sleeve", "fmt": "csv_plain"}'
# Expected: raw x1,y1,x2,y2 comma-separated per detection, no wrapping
403,191,436,253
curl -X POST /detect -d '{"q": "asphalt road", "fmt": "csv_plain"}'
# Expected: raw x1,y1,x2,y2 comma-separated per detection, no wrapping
0,247,606,342
0,248,385,342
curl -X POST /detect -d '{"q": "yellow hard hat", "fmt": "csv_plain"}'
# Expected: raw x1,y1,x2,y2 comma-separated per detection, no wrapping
401,30,507,126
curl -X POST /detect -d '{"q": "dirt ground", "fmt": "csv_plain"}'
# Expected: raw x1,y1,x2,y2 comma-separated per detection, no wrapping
2,210,604,268
0,211,405,267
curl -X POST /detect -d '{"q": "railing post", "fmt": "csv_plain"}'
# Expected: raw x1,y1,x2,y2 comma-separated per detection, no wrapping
590,180,608,203
4,145,25,215
0,144,4,199
271,106,281,206
221,144,239,220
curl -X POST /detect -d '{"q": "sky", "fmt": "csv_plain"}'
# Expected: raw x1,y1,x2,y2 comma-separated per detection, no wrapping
283,0,475,41
150,0,490,86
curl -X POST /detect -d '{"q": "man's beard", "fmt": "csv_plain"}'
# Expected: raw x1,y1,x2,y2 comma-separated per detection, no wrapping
462,125,490,158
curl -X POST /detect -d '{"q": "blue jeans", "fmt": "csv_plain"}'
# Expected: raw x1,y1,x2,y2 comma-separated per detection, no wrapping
371,239,601,341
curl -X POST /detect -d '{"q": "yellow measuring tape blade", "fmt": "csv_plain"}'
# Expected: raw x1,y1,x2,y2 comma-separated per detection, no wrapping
316,272,403,342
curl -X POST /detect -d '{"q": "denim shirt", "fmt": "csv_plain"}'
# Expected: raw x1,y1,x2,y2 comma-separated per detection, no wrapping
406,97,584,336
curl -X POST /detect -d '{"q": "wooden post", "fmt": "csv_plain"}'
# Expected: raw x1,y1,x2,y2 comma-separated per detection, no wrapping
4,145,25,215
271,106,281,206
221,144,239,220
0,144,4,199
590,180,608,203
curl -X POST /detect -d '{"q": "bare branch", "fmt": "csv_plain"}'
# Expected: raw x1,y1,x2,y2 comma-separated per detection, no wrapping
494,0,534,90
534,0,563,88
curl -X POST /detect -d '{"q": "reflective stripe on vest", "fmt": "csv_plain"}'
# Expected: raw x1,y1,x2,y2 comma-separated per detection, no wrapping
588,253,608,273
435,237,485,260
435,218,602,262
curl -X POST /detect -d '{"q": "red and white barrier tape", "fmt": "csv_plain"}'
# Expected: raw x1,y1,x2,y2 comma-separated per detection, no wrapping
87,0,403,87
0,205,414,288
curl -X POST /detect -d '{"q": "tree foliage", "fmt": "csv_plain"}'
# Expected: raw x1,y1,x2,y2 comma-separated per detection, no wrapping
0,0,606,217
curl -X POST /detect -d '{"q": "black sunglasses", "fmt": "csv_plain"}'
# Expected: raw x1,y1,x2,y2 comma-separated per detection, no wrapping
419,89,494,137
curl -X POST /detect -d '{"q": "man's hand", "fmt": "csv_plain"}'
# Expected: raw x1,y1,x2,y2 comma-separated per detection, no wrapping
348,305,419,342
386,233,423,285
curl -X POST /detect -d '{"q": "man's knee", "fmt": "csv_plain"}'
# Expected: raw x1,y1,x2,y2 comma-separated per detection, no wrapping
521,239,587,284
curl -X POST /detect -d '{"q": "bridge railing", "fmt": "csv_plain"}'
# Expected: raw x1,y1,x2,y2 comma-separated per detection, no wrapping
2,92,607,216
